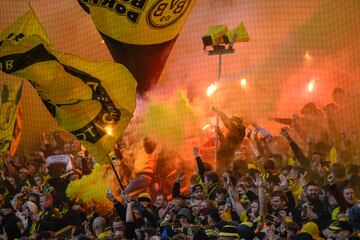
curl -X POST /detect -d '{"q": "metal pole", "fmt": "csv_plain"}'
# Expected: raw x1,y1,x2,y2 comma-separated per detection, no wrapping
107,156,125,191
215,53,222,171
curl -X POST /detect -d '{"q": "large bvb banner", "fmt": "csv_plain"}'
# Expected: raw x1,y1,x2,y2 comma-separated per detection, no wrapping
78,0,196,94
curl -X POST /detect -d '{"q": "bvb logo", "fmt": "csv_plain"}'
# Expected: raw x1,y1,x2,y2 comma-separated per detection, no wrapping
147,0,192,29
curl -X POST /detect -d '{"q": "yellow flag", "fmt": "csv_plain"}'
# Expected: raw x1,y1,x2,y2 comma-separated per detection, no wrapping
78,0,196,94
0,10,137,163
329,146,337,164
0,8,51,46
0,80,23,156
79,0,196,44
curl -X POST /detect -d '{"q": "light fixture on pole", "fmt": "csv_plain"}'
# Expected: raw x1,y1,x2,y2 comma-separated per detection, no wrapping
202,22,249,171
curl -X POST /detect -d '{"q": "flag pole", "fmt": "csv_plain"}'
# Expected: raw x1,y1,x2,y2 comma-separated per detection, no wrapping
207,46,234,171
107,156,125,192
215,53,222,171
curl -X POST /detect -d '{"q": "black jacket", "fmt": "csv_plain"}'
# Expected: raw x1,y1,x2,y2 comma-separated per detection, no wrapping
3,212,22,240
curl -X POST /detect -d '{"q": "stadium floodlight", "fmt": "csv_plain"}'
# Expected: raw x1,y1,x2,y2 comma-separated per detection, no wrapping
202,23,249,55
202,25,229,49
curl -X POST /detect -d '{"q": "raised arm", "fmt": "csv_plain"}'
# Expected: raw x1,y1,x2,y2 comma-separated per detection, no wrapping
280,128,310,170
280,175,296,212
271,117,292,126
253,128,266,157
193,147,205,180
247,129,262,159
125,201,137,239
223,172,245,219
172,171,185,198
213,107,234,130
106,188,127,219
327,173,351,211
255,173,267,217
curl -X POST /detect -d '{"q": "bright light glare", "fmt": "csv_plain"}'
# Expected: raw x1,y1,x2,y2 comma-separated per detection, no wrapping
202,123,211,130
105,126,113,135
240,78,247,87
304,51,311,60
307,79,315,92
206,84,217,96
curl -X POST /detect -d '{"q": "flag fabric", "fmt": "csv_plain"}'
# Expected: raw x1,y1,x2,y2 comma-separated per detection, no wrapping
0,80,23,157
78,0,196,94
0,9,137,163
0,9,51,46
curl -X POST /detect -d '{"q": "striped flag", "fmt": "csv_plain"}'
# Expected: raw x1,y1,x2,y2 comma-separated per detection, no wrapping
0,9,137,163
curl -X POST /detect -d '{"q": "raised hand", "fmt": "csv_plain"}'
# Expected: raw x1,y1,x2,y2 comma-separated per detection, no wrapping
176,171,185,183
120,190,131,204
222,172,230,186
246,129,252,138
106,188,116,202
280,127,290,139
254,173,264,188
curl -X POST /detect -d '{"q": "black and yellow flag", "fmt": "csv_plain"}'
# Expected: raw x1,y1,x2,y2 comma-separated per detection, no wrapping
0,10,137,163
78,0,196,94
0,80,23,157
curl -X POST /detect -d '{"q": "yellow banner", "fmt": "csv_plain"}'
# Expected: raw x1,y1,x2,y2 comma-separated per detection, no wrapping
0,81,23,156
0,8,51,46
79,0,196,45
0,10,137,163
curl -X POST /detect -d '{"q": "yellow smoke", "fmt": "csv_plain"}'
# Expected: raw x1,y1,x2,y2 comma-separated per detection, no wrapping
66,163,119,212
141,91,201,150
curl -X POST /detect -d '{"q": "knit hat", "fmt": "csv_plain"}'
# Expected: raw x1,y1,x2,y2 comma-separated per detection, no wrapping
300,222,321,240
219,225,239,239
137,192,152,203
237,222,254,240
177,208,192,221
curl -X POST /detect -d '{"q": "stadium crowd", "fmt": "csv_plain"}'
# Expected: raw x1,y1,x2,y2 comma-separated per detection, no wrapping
1,88,360,240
